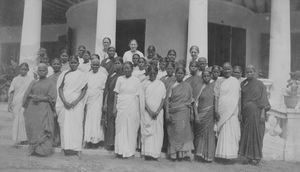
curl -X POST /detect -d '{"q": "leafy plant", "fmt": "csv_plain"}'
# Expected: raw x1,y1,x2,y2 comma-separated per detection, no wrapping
286,71,300,96
0,61,18,102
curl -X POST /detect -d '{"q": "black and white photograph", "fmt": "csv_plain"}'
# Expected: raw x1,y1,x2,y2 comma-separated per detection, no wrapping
0,0,300,171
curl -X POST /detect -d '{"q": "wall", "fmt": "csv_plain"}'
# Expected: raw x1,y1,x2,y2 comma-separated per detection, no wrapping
0,24,68,64
66,1,97,53
66,0,189,59
117,0,189,59
3,0,300,72
66,0,272,68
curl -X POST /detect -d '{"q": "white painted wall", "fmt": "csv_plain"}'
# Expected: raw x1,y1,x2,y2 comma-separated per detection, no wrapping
0,24,67,43
117,0,189,59
66,0,189,58
66,0,97,53
66,0,272,68
2,0,300,73
0,24,67,62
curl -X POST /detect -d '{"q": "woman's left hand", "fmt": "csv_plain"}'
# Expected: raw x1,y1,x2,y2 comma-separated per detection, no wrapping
31,95,40,103
70,101,78,109
8,103,13,112
152,112,158,120
260,109,266,123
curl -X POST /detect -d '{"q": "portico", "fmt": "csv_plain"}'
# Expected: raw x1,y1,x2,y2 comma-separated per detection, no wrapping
1,0,300,161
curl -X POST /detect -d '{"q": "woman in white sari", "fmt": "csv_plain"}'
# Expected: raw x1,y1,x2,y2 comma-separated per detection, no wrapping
114,62,143,158
141,65,166,160
8,63,34,146
84,59,107,148
214,62,241,160
56,56,88,157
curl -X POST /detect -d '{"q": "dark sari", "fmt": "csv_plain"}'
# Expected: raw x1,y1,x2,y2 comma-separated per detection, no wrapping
101,58,115,76
161,75,176,91
160,75,176,152
103,72,122,148
185,75,203,101
48,72,61,147
167,82,194,159
239,78,270,160
194,82,215,161
185,75,204,134
23,78,56,156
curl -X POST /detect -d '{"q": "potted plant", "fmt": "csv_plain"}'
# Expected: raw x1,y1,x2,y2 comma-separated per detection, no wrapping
0,61,18,102
284,71,300,108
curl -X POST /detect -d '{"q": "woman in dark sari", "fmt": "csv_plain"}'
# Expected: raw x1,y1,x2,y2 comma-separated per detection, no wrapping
185,61,203,100
23,63,56,156
48,58,62,147
101,47,116,75
160,62,176,152
194,70,216,162
239,65,270,165
166,66,194,161
161,62,176,90
102,57,123,151
185,61,204,132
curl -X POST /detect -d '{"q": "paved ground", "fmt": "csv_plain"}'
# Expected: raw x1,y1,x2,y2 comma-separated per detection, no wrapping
0,103,300,172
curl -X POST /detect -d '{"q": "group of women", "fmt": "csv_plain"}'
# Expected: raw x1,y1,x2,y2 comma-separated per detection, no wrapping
7,38,270,165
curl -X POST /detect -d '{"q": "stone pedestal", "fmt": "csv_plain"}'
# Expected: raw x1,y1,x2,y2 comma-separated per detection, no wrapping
266,108,300,162
283,109,300,162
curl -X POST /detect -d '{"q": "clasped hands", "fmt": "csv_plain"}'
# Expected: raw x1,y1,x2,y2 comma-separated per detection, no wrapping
29,94,47,104
147,109,160,120
62,100,78,110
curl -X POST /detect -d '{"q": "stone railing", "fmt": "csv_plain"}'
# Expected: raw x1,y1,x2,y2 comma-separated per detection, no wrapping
259,78,273,99
265,107,300,162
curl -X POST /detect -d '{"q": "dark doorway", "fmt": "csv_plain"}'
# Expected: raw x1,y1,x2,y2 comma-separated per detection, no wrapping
116,19,146,57
41,34,67,61
208,23,246,70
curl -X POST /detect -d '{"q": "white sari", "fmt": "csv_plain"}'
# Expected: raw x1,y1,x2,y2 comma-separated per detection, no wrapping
78,62,91,73
8,74,34,143
56,69,88,151
132,69,147,82
114,76,144,157
215,76,241,159
141,79,166,158
157,70,167,80
84,69,107,143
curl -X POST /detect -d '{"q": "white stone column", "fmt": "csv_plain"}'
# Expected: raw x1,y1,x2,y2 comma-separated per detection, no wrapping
19,0,42,67
268,0,291,108
95,0,117,55
186,0,208,68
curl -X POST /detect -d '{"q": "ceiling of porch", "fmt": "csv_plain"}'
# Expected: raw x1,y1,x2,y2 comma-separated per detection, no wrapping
1,0,300,26
220,0,300,13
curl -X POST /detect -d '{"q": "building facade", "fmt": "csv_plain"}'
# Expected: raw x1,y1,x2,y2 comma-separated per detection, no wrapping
0,0,299,106
1,0,300,162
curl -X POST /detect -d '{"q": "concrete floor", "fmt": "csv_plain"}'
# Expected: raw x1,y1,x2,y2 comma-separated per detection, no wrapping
0,102,300,172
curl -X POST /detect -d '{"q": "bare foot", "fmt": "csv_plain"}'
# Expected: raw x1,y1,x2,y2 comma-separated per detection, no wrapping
12,143,20,149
